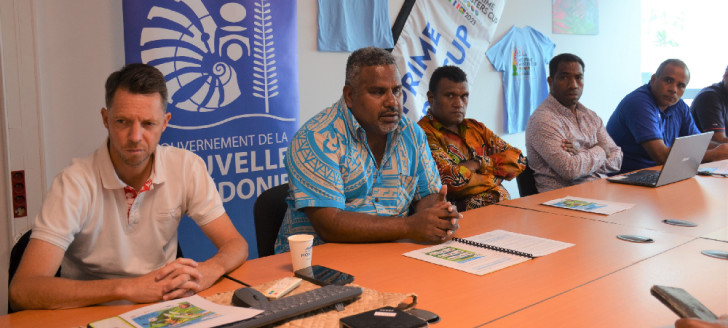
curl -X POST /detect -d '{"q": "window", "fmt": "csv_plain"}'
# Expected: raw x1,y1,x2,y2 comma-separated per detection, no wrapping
641,0,728,103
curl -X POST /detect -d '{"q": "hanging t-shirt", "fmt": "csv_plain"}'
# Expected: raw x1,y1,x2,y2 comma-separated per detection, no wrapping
487,26,555,134
317,0,394,52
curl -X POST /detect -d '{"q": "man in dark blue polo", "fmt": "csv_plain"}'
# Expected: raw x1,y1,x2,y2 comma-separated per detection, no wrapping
606,59,728,173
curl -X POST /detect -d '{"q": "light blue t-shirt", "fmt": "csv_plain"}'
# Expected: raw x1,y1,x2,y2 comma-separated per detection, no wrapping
317,0,394,52
487,26,555,134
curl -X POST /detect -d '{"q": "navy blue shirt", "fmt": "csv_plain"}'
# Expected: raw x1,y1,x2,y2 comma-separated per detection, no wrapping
691,81,728,133
606,84,700,173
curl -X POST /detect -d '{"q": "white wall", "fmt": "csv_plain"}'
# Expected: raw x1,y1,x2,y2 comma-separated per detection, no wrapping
475,1,642,194
35,0,124,188
0,49,9,316
0,0,46,314
1,0,46,241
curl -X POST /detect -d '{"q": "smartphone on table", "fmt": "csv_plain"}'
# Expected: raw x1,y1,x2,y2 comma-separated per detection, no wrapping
650,285,717,321
294,264,354,286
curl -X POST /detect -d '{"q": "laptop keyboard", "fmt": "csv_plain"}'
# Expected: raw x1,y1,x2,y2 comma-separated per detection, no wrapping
625,170,660,185
631,171,659,184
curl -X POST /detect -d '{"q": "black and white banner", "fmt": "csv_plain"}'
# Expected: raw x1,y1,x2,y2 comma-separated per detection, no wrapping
392,0,507,121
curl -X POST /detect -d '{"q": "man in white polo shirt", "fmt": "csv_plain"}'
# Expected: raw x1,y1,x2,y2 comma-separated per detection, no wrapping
9,63,248,310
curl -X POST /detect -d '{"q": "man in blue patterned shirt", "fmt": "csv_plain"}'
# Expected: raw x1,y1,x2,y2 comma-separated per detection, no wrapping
275,47,461,253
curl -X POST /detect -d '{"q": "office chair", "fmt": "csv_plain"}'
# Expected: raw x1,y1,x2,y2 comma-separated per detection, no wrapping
8,230,31,313
8,229,33,288
253,183,290,258
516,160,539,197
8,229,62,312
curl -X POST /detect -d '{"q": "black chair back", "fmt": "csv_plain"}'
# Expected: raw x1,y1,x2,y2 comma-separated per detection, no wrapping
8,230,61,312
253,184,290,257
516,162,539,197
8,230,32,287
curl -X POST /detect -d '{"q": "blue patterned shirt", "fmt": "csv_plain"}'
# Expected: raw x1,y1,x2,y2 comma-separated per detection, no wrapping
274,97,442,253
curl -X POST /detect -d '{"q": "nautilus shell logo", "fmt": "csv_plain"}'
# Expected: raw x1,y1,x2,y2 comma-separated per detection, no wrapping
136,0,294,130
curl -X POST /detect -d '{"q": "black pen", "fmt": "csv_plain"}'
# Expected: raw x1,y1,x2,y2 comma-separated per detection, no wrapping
223,274,251,287
697,171,728,177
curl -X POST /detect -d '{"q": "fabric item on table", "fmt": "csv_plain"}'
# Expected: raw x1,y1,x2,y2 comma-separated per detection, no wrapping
206,279,417,328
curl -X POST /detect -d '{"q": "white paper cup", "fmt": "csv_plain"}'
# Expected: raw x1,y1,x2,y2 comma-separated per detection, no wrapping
288,234,314,272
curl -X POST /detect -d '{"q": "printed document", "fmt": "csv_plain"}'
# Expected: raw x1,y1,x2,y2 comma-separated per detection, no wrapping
403,230,573,275
542,196,634,215
88,295,262,328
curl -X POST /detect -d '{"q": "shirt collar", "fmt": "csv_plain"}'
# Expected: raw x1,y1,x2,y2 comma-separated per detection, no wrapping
545,94,584,116
645,83,681,115
98,139,163,190
424,108,467,135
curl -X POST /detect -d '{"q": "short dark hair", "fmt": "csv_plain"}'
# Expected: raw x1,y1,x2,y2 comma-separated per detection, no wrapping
429,66,468,93
549,53,585,78
345,47,397,87
655,59,689,77
105,63,168,111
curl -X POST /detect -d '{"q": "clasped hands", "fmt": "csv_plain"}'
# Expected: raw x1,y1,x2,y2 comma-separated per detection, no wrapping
128,258,205,303
408,186,462,243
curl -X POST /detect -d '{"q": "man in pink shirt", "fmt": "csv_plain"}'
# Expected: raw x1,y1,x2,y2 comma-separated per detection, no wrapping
526,53,622,192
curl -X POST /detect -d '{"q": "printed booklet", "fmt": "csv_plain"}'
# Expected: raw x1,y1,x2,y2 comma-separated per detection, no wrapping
403,230,574,275
542,196,634,215
87,295,262,328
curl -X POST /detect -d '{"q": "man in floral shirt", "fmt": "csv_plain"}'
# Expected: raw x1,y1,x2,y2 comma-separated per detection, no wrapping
418,66,526,211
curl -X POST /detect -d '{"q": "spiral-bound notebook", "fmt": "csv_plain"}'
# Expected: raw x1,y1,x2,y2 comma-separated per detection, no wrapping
403,230,574,275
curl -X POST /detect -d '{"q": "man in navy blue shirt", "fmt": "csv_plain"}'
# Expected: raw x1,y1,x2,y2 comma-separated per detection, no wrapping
606,59,728,173
691,65,728,144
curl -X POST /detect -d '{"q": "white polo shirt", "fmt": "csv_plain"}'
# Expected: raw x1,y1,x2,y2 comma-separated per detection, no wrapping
32,142,225,280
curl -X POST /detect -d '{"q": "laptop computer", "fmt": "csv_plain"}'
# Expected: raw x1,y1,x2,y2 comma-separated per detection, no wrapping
607,131,714,187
